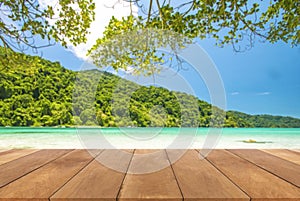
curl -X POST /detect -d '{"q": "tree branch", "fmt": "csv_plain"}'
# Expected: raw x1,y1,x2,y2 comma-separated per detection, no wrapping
147,0,153,23
155,0,164,28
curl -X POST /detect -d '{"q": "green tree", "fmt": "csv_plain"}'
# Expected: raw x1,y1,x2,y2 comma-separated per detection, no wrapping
1,47,300,128
89,0,299,75
1,1,298,64
80,109,96,125
0,0,95,51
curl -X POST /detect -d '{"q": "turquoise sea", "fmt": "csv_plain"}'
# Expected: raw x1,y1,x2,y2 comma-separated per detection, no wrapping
0,127,299,149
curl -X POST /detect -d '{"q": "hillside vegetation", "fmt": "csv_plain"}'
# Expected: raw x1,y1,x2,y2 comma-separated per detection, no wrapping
0,48,299,127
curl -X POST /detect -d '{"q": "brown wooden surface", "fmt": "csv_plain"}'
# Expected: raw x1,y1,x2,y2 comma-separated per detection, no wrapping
166,149,249,201
0,149,299,201
118,149,182,201
228,149,300,187
0,149,38,165
51,150,133,201
205,150,300,201
261,149,300,165
0,149,11,153
0,150,99,200
0,149,71,188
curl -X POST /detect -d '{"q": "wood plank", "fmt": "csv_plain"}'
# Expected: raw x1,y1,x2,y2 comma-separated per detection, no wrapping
261,149,300,165
205,150,300,201
118,149,182,201
0,149,15,156
0,149,72,188
166,149,249,201
0,149,11,153
228,149,300,187
291,149,300,153
0,149,38,165
0,149,101,201
51,149,133,201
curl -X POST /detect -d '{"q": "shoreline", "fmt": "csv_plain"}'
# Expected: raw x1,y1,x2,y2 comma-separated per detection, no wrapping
0,127,299,149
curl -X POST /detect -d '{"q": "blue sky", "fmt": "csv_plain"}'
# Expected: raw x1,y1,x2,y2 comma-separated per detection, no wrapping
200,40,300,118
192,41,300,119
32,1,300,119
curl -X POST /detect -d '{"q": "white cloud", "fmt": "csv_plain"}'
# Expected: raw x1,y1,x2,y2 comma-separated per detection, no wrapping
38,0,138,60
231,92,239,95
256,92,271,95
106,66,135,77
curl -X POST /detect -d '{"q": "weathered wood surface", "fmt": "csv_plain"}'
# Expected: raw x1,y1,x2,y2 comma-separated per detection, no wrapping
0,149,71,188
52,150,133,201
0,149,11,153
0,150,99,200
0,149,299,201
0,149,38,165
228,149,300,187
118,149,182,201
204,150,300,201
262,149,300,165
166,149,249,201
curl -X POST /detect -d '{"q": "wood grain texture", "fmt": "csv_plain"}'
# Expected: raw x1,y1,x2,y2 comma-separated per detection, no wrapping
261,149,300,165
0,149,72,188
206,150,300,201
0,149,299,201
0,149,11,153
118,149,182,201
228,149,300,187
51,149,133,201
0,149,38,165
166,149,249,201
0,149,100,200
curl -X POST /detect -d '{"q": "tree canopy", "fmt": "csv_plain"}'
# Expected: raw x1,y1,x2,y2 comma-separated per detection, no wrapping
0,0,299,73
90,0,299,74
100,0,299,48
1,1,299,52
0,0,95,51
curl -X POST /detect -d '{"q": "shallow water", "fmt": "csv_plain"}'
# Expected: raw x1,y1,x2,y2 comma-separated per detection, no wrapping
0,127,299,149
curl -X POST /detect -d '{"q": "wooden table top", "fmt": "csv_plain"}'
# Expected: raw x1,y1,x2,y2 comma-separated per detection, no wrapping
0,149,299,200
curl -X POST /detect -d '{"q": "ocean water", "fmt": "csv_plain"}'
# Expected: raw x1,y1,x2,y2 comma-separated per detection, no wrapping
0,127,299,149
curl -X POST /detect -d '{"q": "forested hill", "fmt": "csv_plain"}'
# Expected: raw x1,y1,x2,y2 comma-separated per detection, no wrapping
0,48,299,127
